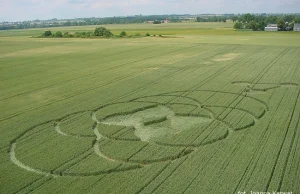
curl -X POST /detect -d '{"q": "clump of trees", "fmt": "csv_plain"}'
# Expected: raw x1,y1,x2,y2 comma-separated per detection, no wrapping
74,31,94,38
94,27,113,37
38,27,149,39
233,22,243,30
42,30,52,37
120,31,127,37
233,13,300,31
196,16,227,22
54,31,63,37
41,30,68,37
63,32,73,38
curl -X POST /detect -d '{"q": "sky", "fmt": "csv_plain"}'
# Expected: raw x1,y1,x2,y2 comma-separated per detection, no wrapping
1,0,300,22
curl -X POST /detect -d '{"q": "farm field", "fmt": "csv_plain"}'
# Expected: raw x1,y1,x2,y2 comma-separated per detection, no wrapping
0,23,300,193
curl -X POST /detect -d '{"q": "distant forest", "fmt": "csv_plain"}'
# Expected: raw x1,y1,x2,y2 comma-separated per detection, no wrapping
0,15,185,30
1,14,300,31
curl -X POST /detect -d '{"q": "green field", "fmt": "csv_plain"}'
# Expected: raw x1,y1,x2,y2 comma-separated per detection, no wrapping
1,23,300,194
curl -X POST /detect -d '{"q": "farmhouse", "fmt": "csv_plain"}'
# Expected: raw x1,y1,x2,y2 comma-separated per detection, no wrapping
294,23,300,31
265,24,278,31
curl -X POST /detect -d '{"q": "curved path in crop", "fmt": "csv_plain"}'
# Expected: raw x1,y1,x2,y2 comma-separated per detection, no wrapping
10,85,296,178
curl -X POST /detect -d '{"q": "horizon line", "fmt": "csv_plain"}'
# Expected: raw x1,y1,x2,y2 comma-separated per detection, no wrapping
1,12,300,23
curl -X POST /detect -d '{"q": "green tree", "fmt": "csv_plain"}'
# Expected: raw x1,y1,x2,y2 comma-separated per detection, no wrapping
233,22,243,29
258,21,267,31
247,20,259,31
242,13,255,23
145,32,150,36
254,15,266,23
277,19,285,30
86,32,94,37
232,16,238,23
120,31,127,37
94,27,113,37
54,31,63,37
63,32,73,38
294,17,300,23
63,32,69,37
65,20,72,26
43,30,52,37
290,22,295,29
283,15,295,23
267,15,278,24
74,32,81,37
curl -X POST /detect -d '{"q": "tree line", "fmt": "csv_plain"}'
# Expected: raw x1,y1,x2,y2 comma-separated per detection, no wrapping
2,14,299,31
232,14,300,31
39,27,153,38
0,15,183,30
196,16,228,22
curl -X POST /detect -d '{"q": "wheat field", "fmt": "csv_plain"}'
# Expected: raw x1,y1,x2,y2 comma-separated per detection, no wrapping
0,23,300,194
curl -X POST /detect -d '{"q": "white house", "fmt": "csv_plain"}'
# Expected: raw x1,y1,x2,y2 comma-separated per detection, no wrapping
294,23,300,31
265,24,278,31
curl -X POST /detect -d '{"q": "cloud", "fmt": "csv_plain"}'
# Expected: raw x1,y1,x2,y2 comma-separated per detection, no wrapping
0,0,300,22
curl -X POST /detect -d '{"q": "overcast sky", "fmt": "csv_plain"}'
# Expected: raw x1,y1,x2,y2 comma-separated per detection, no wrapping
1,0,300,22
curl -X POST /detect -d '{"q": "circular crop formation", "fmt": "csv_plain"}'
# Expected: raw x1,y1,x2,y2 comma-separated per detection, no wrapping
10,89,269,177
